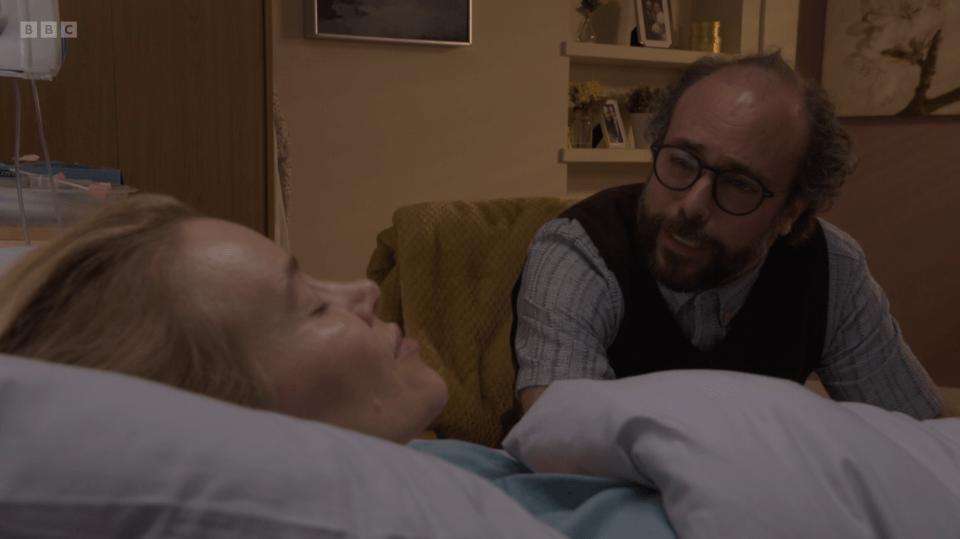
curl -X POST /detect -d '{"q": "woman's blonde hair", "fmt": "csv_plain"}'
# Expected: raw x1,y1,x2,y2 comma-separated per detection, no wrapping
0,194,276,410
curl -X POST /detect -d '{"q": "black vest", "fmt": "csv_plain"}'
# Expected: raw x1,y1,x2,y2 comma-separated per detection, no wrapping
511,183,829,385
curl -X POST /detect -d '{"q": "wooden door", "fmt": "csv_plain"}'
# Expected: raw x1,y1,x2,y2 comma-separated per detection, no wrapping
0,0,271,234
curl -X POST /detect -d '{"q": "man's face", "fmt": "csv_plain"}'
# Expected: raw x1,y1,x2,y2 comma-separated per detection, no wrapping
645,1,652,11
639,66,809,292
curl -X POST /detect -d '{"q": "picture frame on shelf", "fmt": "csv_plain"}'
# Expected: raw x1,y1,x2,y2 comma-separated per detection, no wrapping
305,0,471,47
600,99,628,149
634,0,673,49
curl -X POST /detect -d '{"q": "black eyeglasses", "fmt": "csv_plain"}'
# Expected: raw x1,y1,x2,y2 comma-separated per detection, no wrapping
650,144,782,216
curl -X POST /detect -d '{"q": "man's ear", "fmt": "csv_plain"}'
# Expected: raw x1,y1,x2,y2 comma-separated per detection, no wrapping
778,198,807,236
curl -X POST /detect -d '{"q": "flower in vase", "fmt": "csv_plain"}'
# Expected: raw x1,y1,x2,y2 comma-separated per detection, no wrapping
626,84,664,113
569,80,605,112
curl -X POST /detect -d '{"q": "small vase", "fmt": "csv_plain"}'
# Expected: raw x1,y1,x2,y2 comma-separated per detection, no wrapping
576,11,597,43
571,109,594,149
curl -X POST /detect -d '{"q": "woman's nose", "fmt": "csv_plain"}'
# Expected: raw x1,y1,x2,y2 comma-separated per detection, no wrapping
337,279,381,323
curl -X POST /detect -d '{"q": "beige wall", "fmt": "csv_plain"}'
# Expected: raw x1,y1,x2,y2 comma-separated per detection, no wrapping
272,0,802,281
272,0,568,281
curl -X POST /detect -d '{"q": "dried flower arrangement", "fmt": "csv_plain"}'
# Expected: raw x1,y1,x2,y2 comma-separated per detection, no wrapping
569,80,605,112
626,84,664,114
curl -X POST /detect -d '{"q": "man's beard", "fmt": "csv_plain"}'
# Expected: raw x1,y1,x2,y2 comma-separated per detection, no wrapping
636,189,781,293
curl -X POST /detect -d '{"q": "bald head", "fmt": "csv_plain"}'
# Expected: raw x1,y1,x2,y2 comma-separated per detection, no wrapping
667,65,809,189
645,51,856,246
705,65,805,116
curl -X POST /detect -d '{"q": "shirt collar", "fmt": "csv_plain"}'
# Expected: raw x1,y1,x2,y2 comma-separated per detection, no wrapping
657,261,765,325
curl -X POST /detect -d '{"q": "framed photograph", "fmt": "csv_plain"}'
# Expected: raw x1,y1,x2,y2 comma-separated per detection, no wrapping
634,0,672,48
305,0,472,47
599,99,628,149
821,0,960,116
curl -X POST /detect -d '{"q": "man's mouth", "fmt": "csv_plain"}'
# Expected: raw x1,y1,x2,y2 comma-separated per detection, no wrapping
672,233,700,248
669,232,704,249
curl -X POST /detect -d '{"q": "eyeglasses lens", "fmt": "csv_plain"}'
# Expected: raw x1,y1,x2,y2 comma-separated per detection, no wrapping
654,147,764,215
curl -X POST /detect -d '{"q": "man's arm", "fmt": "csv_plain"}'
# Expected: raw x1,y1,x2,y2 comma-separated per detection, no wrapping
512,219,622,415
816,222,944,420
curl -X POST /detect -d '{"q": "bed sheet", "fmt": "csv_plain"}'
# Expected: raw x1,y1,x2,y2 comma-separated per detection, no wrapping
412,439,677,539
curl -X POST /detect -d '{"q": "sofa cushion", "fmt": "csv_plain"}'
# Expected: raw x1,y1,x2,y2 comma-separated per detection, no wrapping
367,197,577,446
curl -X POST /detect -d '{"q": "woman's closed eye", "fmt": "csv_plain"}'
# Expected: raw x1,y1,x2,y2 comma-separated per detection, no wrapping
311,303,328,316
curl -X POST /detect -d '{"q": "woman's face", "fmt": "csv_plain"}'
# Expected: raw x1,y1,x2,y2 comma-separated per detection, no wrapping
174,218,448,443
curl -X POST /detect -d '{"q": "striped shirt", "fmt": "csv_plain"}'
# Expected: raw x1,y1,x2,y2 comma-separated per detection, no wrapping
513,217,944,420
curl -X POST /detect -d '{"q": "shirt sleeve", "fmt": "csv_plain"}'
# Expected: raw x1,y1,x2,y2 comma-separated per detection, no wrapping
817,221,944,419
513,219,623,395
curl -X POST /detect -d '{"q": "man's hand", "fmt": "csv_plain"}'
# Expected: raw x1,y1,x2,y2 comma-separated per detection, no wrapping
519,385,548,414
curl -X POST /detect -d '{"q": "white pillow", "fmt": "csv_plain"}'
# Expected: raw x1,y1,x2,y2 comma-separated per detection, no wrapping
503,370,960,539
0,353,568,539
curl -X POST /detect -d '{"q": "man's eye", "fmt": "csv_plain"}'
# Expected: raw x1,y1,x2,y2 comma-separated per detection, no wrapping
666,152,697,172
722,175,760,194
312,303,328,316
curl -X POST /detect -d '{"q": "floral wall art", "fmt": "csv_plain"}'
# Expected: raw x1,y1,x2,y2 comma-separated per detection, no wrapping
821,0,960,116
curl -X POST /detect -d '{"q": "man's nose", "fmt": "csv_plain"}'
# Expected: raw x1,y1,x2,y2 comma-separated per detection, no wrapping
676,171,716,221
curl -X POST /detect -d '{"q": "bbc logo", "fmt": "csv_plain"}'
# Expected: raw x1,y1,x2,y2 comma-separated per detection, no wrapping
20,21,78,38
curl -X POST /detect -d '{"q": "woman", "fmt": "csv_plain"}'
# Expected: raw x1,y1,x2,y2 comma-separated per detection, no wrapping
0,194,675,539
0,194,446,444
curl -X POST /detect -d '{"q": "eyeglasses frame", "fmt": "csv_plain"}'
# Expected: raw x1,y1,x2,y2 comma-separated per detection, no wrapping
650,144,783,216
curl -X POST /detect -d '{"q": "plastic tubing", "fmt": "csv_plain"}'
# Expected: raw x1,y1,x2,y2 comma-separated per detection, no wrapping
31,79,62,233
11,79,30,246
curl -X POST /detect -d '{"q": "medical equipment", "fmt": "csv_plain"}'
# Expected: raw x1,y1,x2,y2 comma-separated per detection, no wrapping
0,0,64,244
0,0,63,80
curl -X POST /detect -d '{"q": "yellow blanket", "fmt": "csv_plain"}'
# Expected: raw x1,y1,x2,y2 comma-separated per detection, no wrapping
367,197,577,447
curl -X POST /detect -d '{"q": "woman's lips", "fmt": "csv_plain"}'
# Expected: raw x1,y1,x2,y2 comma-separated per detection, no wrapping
396,337,420,360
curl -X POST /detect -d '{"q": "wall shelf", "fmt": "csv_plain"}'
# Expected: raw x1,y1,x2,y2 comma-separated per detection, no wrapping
561,148,653,163
561,0,772,194
562,42,709,68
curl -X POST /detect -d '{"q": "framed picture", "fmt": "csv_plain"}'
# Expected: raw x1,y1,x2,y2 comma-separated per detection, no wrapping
821,0,960,116
600,99,628,149
634,0,672,49
305,0,472,47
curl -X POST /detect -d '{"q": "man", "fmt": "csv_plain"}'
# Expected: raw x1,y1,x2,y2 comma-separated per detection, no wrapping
511,51,950,420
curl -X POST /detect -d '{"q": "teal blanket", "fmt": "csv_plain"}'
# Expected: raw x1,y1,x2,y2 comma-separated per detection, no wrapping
411,439,677,539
